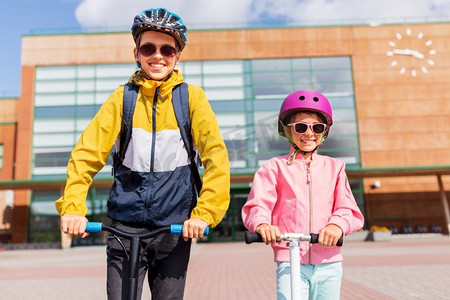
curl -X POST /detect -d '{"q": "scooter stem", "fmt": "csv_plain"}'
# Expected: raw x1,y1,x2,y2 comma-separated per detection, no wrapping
289,239,301,300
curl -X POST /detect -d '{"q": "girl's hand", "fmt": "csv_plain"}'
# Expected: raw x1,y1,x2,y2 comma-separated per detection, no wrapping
255,224,281,245
318,224,343,247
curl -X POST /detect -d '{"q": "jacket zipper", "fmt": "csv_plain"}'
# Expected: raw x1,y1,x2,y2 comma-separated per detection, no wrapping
144,87,159,222
306,161,313,264
150,87,159,172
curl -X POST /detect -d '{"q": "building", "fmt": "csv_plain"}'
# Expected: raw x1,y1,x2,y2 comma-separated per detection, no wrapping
1,20,450,244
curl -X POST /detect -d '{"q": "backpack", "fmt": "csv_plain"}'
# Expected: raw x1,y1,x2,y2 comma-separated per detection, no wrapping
112,82,202,194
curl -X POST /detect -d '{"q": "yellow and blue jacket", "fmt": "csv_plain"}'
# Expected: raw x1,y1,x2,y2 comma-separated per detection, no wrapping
55,70,230,227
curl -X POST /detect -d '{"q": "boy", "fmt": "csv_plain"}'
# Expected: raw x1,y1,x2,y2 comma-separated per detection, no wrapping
56,8,230,299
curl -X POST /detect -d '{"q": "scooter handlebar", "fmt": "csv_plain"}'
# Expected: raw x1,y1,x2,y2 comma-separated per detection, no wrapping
310,233,344,247
85,222,103,232
245,231,343,247
170,224,209,236
85,222,209,236
245,231,264,244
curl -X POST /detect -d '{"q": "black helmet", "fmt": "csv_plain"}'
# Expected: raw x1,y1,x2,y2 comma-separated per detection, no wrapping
131,8,187,51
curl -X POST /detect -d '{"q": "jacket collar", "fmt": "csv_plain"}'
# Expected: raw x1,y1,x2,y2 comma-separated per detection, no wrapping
288,146,318,163
128,69,185,99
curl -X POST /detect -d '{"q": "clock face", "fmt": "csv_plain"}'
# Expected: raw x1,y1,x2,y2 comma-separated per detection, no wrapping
386,28,437,77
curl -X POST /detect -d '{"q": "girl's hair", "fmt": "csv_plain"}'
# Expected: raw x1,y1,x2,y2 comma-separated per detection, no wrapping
285,110,327,125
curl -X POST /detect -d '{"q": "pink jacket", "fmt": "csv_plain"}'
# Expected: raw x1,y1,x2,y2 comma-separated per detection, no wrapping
242,148,364,264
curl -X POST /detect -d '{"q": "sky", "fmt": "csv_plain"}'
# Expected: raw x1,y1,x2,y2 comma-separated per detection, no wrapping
1,0,450,97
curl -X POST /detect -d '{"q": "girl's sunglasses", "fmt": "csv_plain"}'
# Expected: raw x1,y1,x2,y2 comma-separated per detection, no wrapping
287,122,327,134
139,43,177,58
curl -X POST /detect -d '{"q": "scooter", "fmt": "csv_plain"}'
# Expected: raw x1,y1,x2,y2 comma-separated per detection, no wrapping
85,222,209,300
245,231,343,300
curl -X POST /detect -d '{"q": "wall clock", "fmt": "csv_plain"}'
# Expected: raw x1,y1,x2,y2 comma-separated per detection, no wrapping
386,28,437,77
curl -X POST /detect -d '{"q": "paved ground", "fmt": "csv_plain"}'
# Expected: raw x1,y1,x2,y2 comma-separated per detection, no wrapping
1,235,450,299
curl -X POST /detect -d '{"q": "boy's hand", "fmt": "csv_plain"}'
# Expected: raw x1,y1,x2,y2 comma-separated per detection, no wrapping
61,214,89,238
256,224,281,245
182,218,208,241
318,224,342,247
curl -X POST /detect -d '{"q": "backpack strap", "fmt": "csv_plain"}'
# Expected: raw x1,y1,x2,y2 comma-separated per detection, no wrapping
172,83,203,194
117,82,139,163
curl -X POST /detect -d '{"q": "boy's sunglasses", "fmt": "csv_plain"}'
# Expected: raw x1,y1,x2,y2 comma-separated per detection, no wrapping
139,43,177,58
287,122,327,134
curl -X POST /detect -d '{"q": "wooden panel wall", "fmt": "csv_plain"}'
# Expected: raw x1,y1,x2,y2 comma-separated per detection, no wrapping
11,66,35,242
0,98,17,180
0,124,15,180
365,191,448,232
351,24,450,169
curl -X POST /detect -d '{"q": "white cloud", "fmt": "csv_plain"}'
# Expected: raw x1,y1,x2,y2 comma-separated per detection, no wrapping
75,0,252,30
75,0,450,30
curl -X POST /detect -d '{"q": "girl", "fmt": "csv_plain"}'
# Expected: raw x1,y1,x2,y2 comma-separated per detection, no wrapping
242,90,364,300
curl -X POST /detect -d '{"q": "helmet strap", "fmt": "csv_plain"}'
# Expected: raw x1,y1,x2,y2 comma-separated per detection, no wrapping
292,143,318,156
288,149,301,165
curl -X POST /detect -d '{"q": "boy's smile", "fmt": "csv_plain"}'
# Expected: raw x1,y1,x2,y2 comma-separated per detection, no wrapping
135,31,180,81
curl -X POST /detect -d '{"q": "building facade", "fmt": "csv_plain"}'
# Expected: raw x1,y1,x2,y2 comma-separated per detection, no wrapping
2,22,450,244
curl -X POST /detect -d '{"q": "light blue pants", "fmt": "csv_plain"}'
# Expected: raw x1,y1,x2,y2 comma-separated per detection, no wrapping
276,261,342,300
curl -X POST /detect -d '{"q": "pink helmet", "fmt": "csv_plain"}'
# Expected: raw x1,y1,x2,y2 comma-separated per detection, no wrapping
278,90,333,138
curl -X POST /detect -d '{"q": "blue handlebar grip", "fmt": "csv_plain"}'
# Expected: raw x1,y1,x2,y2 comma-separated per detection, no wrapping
85,222,103,233
171,224,183,234
170,224,209,236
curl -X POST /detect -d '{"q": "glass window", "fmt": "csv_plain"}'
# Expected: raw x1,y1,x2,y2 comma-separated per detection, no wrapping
249,57,359,168
182,75,202,86
310,57,351,70
203,75,244,88
32,57,359,178
35,66,76,80
76,105,98,118
76,93,95,105
292,71,312,85
312,70,353,83
35,93,75,107
333,108,357,122
204,88,244,101
210,100,245,113
35,80,76,93
216,113,246,128
96,64,136,78
77,79,95,92
33,63,135,179
77,65,95,79
35,106,75,118
34,119,75,133
253,85,293,99
252,72,292,85
178,63,201,75
328,95,355,109
312,83,354,94
34,151,71,168
96,78,124,92
203,61,243,74
33,133,75,147
292,59,311,70
252,59,292,72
